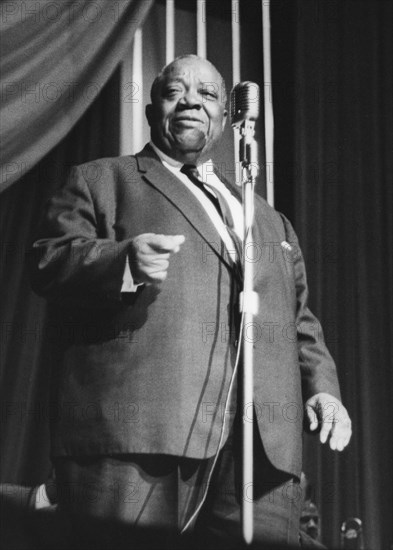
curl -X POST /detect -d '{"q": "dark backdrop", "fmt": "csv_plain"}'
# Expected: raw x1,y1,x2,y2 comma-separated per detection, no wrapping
272,2,392,547
0,1,392,548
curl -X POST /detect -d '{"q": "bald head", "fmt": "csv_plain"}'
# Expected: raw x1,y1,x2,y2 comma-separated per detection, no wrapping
150,55,227,106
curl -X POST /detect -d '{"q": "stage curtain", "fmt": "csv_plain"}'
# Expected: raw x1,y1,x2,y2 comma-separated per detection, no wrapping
272,1,392,548
0,67,122,485
0,0,153,192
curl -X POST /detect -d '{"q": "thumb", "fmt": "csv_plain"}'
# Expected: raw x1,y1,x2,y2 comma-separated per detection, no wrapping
149,234,185,253
306,400,319,432
169,234,186,253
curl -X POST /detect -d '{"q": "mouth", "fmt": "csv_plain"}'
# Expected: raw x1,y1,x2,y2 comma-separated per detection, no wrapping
173,116,204,124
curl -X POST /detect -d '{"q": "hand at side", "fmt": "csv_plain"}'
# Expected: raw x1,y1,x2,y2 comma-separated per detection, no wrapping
305,393,352,451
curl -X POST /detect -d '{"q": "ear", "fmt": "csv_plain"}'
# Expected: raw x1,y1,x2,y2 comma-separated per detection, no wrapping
145,104,153,127
221,109,228,131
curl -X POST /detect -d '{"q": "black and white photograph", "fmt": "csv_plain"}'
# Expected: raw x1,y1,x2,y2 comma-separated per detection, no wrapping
0,1,392,548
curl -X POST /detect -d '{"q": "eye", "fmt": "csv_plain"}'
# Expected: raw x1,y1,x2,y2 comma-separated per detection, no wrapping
199,87,218,100
162,86,181,99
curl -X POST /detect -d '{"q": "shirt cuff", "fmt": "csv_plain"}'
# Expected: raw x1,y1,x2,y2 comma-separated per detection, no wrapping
121,256,142,293
35,484,51,510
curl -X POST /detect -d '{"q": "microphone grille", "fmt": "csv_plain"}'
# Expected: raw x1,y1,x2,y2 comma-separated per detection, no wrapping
231,81,260,126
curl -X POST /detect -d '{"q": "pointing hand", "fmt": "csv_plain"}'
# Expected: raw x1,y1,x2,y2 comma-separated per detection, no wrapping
129,233,185,284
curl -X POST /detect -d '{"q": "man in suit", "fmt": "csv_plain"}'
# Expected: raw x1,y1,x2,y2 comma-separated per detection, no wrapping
31,55,352,547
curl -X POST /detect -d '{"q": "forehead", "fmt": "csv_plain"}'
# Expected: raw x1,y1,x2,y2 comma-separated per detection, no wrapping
162,59,221,85
301,503,319,518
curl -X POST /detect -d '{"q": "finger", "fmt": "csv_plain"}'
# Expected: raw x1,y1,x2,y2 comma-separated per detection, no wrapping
133,257,169,280
328,414,352,450
330,439,340,451
143,270,168,283
148,234,185,253
328,428,340,451
144,259,170,271
344,423,352,447
330,432,345,451
140,251,171,260
137,260,170,280
305,405,319,432
319,418,332,444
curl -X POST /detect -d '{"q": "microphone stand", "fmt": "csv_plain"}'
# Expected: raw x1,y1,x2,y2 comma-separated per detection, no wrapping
238,120,259,545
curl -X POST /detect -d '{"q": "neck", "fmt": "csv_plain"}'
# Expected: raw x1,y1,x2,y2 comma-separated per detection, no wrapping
150,139,210,166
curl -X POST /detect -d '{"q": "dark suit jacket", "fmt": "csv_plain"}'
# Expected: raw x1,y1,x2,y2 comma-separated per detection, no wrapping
31,144,341,478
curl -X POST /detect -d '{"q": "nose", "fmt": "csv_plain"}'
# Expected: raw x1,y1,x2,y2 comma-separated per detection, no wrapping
306,518,318,529
177,88,202,110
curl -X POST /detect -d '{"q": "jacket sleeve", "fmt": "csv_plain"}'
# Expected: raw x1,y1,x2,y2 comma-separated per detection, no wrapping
280,213,342,402
30,165,134,308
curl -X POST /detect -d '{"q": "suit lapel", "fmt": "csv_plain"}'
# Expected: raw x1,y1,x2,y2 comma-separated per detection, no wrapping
136,145,233,270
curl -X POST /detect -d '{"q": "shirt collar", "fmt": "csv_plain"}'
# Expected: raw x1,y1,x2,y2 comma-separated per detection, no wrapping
149,140,213,175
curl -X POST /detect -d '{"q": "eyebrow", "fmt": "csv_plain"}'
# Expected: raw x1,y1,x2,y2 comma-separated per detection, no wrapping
164,77,183,83
163,78,218,88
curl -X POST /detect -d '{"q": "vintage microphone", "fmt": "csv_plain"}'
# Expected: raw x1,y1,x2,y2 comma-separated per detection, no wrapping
340,518,364,549
231,81,260,183
231,81,260,545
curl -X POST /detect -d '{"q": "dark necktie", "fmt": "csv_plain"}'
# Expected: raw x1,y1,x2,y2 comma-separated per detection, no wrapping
181,164,243,267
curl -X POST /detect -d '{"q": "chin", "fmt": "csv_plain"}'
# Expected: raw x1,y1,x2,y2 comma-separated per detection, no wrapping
172,129,206,146
174,145,207,162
